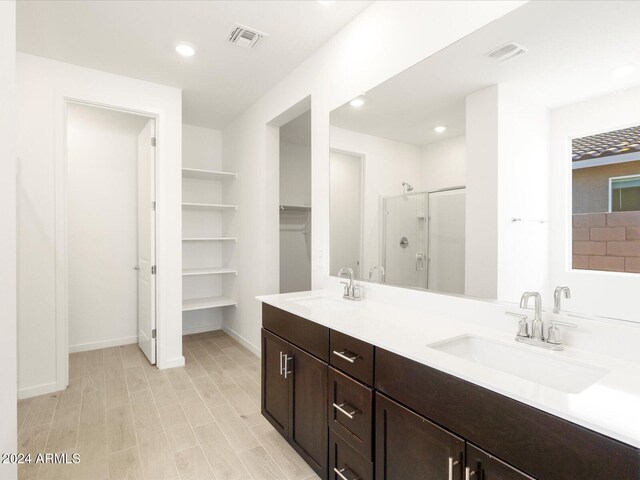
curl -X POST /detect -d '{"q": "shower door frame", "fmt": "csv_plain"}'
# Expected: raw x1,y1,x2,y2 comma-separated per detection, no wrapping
381,185,465,290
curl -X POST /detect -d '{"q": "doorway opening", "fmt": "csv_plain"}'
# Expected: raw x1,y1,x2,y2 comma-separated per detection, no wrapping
329,150,363,279
266,96,312,294
279,110,312,293
65,102,157,371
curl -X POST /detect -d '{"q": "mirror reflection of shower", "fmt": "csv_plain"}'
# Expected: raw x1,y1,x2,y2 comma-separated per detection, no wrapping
402,181,414,194
382,187,466,294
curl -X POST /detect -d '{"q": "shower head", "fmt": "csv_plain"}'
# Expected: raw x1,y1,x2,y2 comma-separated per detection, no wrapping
402,182,414,193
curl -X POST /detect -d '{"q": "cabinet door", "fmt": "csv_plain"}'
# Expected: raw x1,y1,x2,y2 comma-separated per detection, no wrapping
376,393,464,480
261,329,290,437
466,445,534,480
290,342,328,479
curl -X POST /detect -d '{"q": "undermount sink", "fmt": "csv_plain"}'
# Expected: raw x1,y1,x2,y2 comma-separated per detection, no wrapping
289,295,359,311
429,335,609,394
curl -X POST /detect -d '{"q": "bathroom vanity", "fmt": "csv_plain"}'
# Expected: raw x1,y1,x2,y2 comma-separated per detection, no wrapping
258,293,640,480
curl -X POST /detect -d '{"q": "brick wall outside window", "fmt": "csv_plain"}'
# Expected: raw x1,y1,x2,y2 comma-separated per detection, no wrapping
573,212,640,273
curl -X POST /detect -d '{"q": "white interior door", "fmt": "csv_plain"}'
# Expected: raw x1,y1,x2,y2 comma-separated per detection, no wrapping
329,151,363,277
137,120,156,364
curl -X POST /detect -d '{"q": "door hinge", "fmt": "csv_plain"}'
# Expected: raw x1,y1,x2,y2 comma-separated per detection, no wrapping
151,329,156,339
151,137,157,147
151,265,156,275
152,201,156,211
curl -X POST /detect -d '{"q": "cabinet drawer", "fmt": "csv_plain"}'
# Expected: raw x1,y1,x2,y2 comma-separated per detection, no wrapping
330,330,374,385
328,367,373,460
262,303,329,361
329,431,373,480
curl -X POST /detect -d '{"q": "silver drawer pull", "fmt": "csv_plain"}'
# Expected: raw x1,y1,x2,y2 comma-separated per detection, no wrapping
465,467,476,480
334,466,360,480
333,350,358,363
279,351,283,376
333,402,359,420
448,457,459,480
281,354,293,379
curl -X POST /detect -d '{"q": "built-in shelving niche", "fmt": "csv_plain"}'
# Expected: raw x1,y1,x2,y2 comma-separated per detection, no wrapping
182,159,237,333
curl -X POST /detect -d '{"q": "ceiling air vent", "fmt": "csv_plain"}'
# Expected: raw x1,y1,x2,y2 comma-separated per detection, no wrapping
486,41,528,62
228,24,267,49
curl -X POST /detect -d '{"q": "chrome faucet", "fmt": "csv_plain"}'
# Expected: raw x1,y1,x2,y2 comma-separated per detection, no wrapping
520,292,544,340
553,286,571,313
337,267,361,301
507,290,577,351
368,265,385,282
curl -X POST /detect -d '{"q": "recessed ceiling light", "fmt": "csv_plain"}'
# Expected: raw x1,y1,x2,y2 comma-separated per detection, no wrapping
175,43,196,57
350,94,366,108
610,64,636,78
317,1,336,5
434,125,447,133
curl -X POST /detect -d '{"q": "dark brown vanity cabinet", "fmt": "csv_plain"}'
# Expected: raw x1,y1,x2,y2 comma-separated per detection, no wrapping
375,393,465,480
261,303,330,478
261,329,290,437
262,304,640,480
466,444,534,480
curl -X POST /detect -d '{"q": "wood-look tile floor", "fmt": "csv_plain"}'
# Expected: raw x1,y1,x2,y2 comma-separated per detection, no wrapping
17,331,321,480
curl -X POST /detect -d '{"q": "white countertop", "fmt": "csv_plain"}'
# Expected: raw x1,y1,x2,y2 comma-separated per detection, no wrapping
257,289,640,449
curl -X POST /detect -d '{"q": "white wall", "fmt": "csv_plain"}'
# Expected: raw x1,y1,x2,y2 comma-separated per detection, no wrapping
420,135,466,192
67,103,148,352
497,84,550,305
222,1,525,351
465,85,499,299
465,84,551,303
17,53,183,398
330,126,422,277
0,1,17,478
549,86,640,321
280,141,311,206
182,124,225,334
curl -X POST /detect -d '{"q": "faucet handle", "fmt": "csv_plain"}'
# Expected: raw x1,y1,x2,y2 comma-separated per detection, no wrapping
547,319,577,345
506,311,529,338
340,281,350,296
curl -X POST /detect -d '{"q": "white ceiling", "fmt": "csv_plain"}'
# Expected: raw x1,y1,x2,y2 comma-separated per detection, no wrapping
17,0,371,129
331,1,640,146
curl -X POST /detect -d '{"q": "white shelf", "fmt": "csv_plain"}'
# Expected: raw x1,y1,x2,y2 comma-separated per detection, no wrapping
182,267,237,276
182,237,237,242
182,296,237,311
182,202,237,210
280,204,312,211
182,168,237,181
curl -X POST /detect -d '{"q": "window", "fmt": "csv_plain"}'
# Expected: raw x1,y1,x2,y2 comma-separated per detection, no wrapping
610,175,640,212
571,125,640,273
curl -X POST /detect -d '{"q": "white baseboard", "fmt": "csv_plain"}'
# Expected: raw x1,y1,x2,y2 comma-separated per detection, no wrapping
159,356,185,369
182,324,222,335
18,381,60,400
69,335,138,353
222,325,260,358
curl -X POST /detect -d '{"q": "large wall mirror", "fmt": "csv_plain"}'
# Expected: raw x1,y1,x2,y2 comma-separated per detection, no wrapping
329,1,640,322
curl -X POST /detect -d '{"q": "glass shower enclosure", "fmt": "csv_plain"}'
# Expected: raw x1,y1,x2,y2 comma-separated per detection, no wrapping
382,187,466,294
